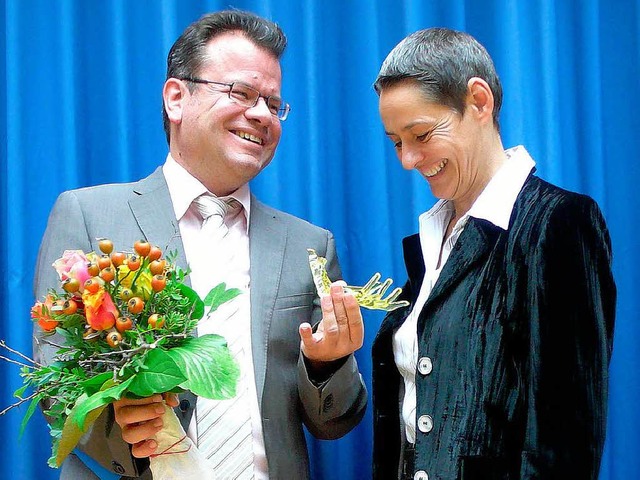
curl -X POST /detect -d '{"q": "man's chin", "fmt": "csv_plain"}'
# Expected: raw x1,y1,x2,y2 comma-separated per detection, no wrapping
230,154,274,180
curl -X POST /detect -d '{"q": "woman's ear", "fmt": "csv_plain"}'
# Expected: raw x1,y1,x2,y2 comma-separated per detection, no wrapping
163,78,187,125
466,77,494,125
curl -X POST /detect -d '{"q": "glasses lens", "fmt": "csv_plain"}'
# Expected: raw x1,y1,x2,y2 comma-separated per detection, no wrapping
278,104,290,121
266,97,283,117
229,83,258,108
229,83,289,121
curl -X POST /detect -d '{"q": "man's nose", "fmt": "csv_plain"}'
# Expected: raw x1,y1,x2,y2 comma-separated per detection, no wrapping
246,97,273,123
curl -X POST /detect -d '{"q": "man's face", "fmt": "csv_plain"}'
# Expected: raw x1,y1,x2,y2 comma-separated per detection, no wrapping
168,31,283,196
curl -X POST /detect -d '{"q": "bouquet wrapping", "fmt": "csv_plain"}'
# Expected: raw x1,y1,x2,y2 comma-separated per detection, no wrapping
148,405,216,479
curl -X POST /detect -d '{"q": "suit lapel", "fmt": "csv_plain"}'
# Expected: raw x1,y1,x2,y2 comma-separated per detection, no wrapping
128,167,188,271
128,168,192,430
249,197,287,409
423,218,500,310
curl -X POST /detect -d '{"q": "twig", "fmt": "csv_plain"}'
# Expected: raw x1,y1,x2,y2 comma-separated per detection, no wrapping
78,358,123,367
0,391,39,416
90,332,188,359
40,338,67,350
0,354,34,369
0,340,41,367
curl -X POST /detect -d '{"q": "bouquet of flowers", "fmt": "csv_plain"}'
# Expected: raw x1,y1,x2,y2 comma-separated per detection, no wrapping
0,239,241,474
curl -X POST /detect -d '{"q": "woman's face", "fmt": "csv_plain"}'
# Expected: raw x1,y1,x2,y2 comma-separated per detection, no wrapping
379,81,488,210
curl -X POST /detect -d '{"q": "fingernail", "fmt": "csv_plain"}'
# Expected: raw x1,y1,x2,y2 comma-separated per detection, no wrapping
152,417,163,428
155,404,165,414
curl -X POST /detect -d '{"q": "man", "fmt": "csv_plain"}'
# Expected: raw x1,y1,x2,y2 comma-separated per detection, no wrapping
371,28,615,479
34,10,367,479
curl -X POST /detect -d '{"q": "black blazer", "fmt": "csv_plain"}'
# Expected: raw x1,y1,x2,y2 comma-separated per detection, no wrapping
372,175,616,480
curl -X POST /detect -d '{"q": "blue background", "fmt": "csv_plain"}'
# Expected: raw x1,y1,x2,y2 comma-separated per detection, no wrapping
1,1,638,478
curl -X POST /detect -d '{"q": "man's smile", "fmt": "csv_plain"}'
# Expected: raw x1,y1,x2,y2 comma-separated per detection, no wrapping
232,130,264,145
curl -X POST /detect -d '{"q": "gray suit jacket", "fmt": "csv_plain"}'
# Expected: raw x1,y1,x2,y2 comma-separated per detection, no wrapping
34,167,367,479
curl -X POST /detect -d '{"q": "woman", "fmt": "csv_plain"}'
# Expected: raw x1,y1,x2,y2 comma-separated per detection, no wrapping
371,28,615,480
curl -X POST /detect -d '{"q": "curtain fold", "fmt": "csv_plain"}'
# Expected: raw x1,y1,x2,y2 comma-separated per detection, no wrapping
2,1,638,478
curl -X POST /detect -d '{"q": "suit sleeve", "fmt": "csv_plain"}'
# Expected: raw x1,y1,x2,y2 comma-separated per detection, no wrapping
519,196,616,478
297,232,368,440
33,190,146,478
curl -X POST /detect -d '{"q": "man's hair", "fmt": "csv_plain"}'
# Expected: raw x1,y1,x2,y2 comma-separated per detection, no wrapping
163,10,287,143
374,28,502,130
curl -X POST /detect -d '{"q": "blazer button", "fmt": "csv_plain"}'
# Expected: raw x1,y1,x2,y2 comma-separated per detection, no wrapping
417,357,433,375
322,393,334,413
414,470,429,480
417,414,433,433
179,399,191,412
111,461,125,474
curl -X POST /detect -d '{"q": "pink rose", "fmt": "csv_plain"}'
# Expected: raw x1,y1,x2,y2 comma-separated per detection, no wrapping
53,250,91,288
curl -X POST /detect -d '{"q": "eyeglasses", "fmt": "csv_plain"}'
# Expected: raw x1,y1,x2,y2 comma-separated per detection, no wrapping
182,77,290,121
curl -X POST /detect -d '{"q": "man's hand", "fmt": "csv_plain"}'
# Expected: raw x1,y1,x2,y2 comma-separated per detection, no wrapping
113,393,179,458
299,281,364,366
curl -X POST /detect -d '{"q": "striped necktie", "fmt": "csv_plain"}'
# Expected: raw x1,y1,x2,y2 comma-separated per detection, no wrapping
192,193,255,479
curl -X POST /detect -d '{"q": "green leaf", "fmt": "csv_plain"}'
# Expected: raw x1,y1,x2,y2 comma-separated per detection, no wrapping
176,283,205,319
13,384,29,398
164,335,239,399
203,283,243,313
18,393,44,438
55,394,111,467
79,372,114,396
68,376,135,430
128,349,186,397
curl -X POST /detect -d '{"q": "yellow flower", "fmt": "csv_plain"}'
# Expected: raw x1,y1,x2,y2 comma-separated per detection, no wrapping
118,264,153,300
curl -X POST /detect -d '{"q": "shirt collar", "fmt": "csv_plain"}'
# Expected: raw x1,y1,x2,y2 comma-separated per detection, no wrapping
162,154,251,231
466,145,535,230
418,145,535,233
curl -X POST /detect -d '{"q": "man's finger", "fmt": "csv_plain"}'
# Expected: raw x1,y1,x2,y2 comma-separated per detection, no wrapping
121,417,164,445
132,438,159,458
299,323,315,349
343,293,364,347
330,283,349,328
163,393,180,408
115,400,165,426
321,295,339,339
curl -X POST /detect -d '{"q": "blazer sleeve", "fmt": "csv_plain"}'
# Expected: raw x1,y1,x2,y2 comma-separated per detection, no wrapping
519,195,616,478
33,190,146,478
297,232,368,440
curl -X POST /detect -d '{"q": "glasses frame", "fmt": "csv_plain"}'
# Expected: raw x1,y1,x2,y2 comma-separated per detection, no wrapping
181,77,290,121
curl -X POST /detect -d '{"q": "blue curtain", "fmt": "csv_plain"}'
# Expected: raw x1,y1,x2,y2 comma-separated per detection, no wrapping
2,1,639,479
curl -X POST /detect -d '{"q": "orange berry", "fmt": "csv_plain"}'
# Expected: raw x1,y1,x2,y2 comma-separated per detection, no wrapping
134,240,151,257
148,314,165,329
151,274,166,292
98,239,114,254
106,331,122,347
100,266,115,283
127,297,144,314
148,246,162,261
